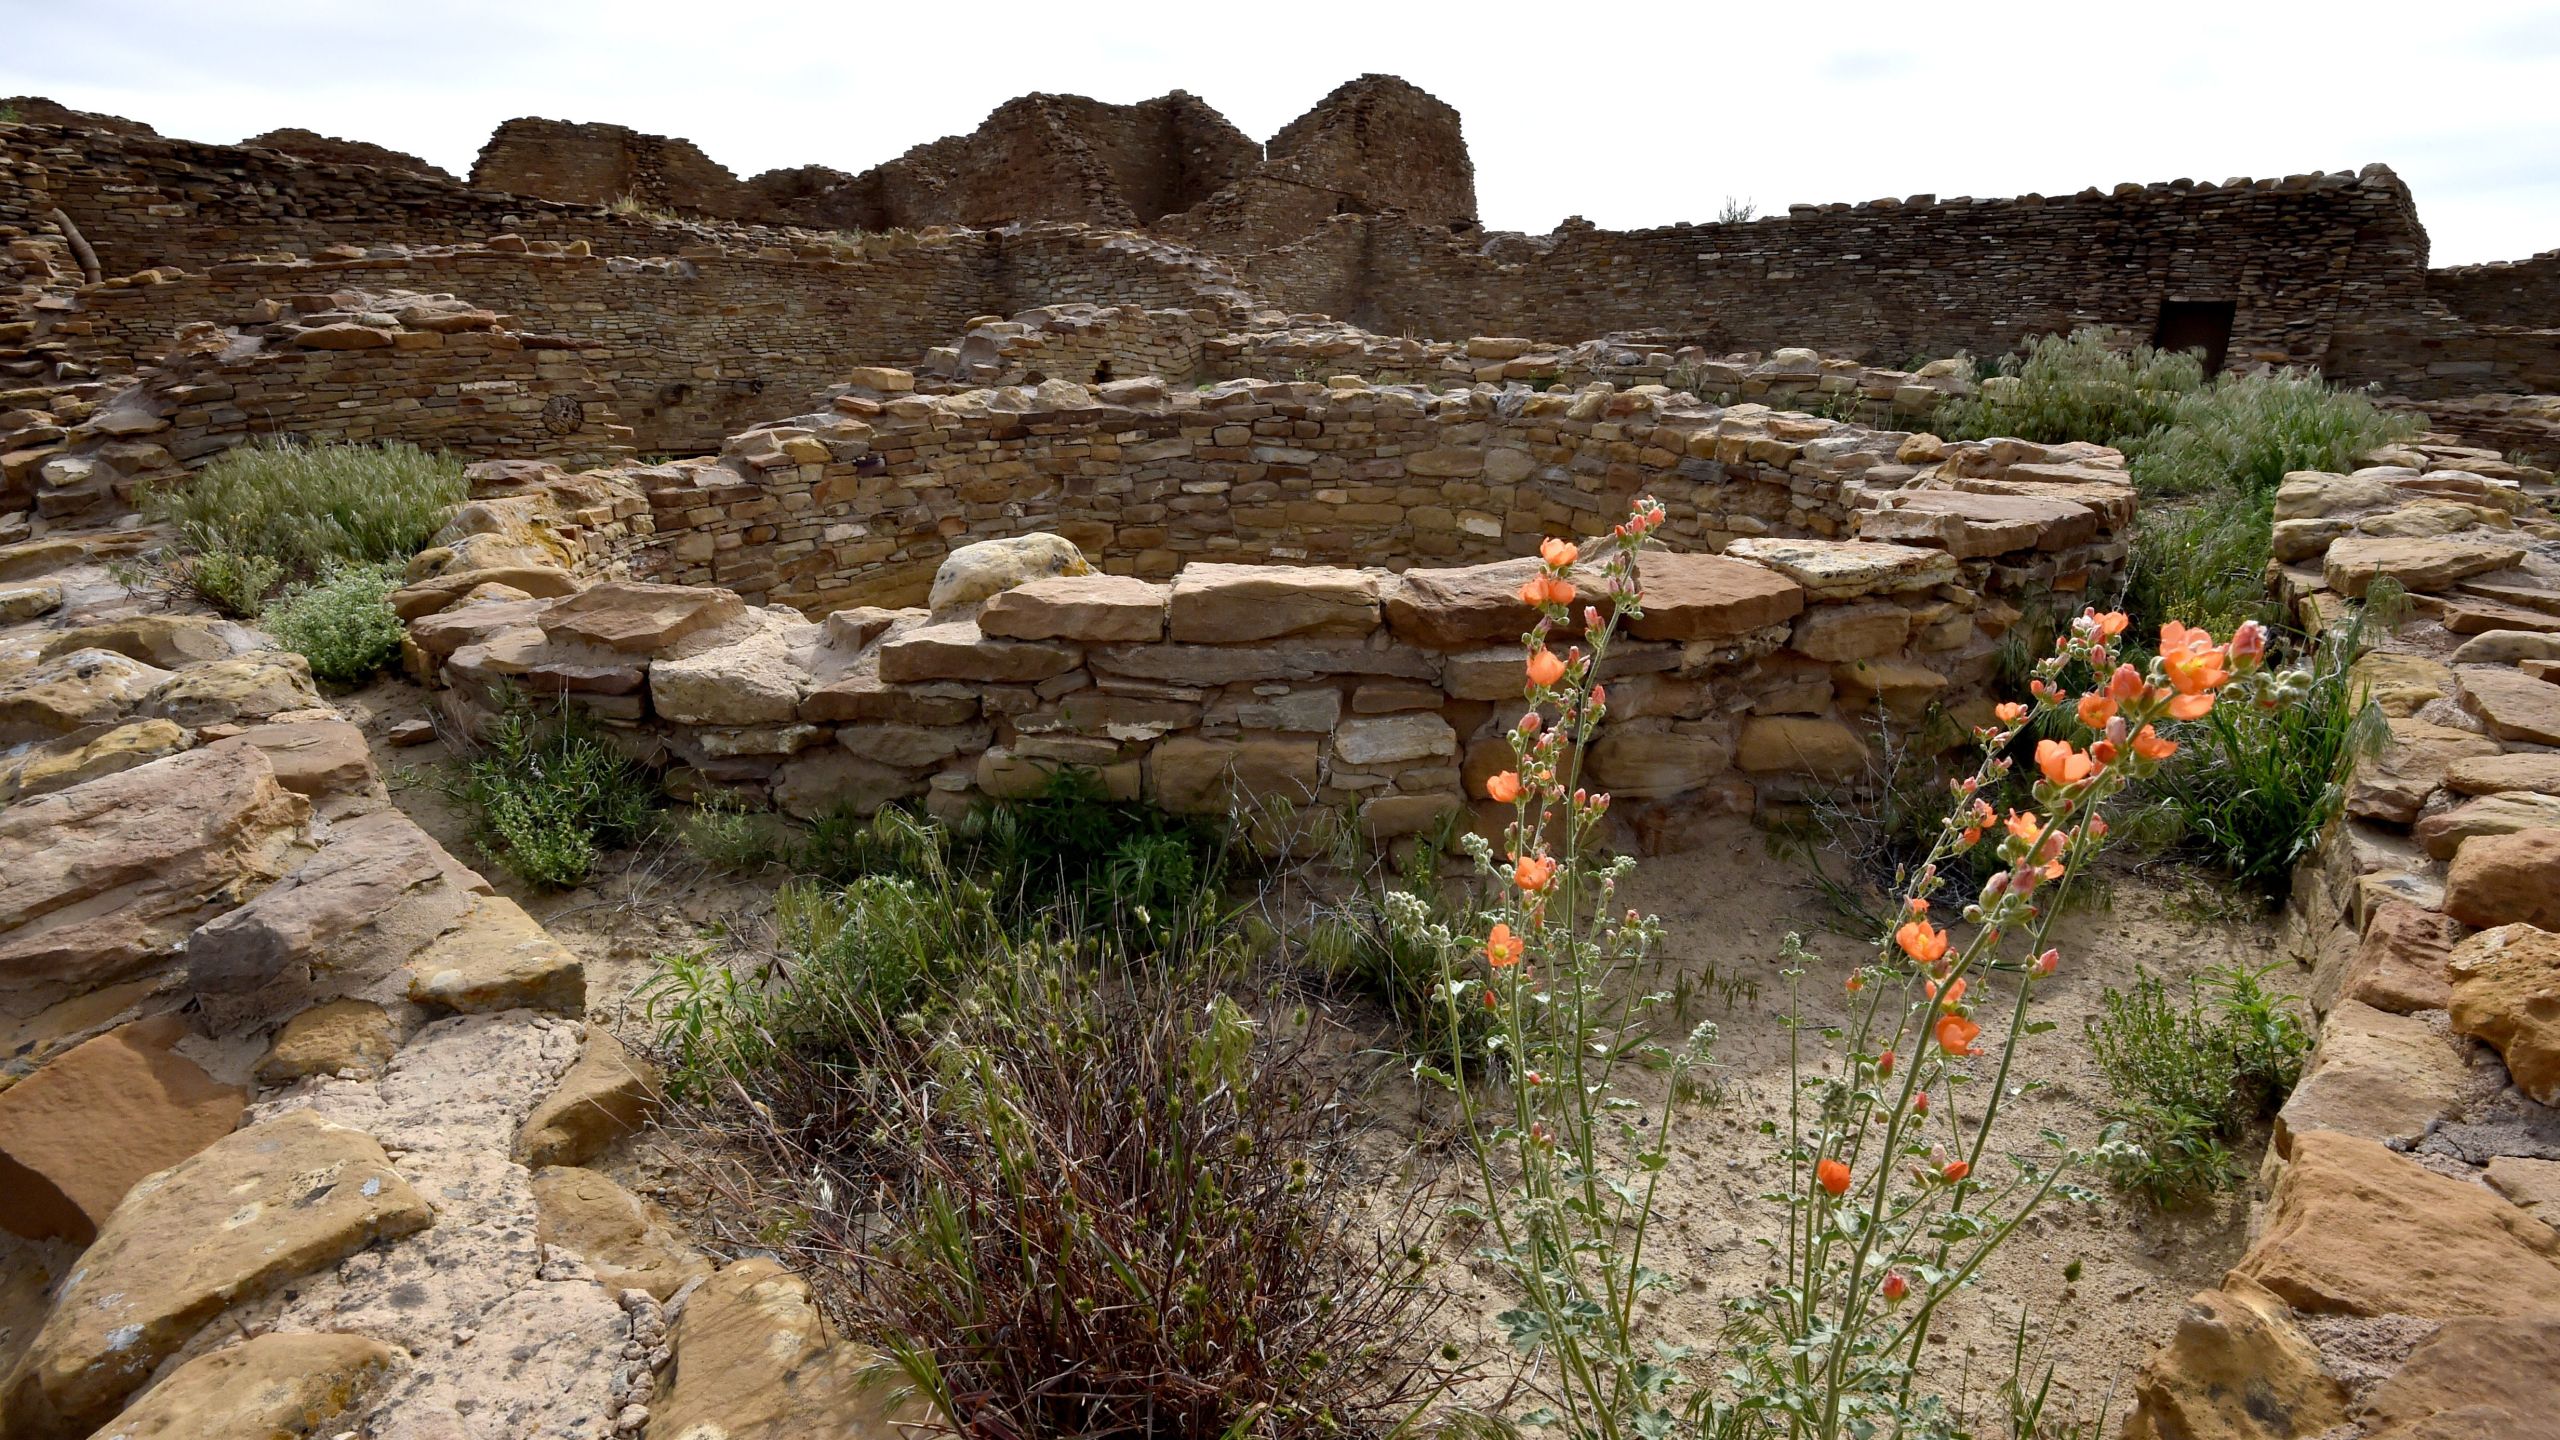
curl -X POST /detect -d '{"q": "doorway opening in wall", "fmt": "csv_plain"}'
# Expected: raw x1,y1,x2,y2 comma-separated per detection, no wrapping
2152,299,2237,374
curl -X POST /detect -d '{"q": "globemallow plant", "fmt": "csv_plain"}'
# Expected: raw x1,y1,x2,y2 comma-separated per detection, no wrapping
1428,495,2276,1439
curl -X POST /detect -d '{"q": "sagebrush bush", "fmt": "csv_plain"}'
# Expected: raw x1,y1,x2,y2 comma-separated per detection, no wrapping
1940,329,2204,447
641,852,1448,1438
143,439,465,614
259,561,407,686
2133,369,2420,499
2085,964,2311,1205
458,706,659,888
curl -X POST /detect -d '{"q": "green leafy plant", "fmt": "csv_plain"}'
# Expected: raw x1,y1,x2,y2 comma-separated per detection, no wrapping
457,704,659,888
258,561,408,685
672,791,787,874
140,438,465,615
1939,330,2204,449
2137,617,2385,893
2083,964,2310,1206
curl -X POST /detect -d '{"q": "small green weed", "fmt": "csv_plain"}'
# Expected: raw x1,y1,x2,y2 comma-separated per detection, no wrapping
2085,963,2311,1205
259,561,407,686
457,705,659,888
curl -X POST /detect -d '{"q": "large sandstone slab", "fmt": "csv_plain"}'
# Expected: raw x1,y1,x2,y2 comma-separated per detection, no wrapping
81,1331,395,1440
530,1165,710,1300
2414,790,2560,858
1859,490,2098,558
978,573,1168,642
230,718,376,801
1736,716,1870,779
2458,663,2560,745
1382,556,1557,648
875,620,1079,684
2,1110,430,1438
1147,734,1322,814
2450,923,2560,1106
2338,901,2460,1014
2445,829,2560,930
2323,537,2526,598
649,620,814,726
2274,1000,2464,1153
1623,552,1805,641
137,651,324,731
0,719,192,804
0,1016,244,1244
2120,1278,2346,1440
189,807,484,1027
517,1029,662,1167
0,649,168,744
35,615,247,670
0,741,310,1015
404,893,586,1015
2444,750,2560,797
2347,719,2501,825
2359,1313,2560,1439
2229,1130,2560,1318
1723,538,1957,599
1169,563,1381,642
650,1258,916,1440
540,581,744,653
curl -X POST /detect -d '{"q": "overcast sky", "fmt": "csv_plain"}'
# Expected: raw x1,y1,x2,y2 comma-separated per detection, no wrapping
6,1,2556,266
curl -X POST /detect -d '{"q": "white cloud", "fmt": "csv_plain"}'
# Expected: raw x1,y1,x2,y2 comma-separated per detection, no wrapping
3,0,2553,264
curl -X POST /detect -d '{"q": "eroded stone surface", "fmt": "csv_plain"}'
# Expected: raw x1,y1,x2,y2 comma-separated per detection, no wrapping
0,1015,244,1244
2449,923,2560,1106
649,1258,917,1440
85,1331,396,1440
517,1028,663,1168
3,1109,430,1438
531,1166,711,1300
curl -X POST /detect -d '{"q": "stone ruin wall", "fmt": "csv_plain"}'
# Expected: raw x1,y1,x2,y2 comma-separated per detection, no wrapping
1238,168,2441,375
2429,245,2560,330
401,439,2132,847
14,293,635,520
612,374,2123,615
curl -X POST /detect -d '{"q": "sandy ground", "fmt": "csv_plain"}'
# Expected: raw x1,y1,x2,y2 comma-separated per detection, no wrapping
362,680,2279,1431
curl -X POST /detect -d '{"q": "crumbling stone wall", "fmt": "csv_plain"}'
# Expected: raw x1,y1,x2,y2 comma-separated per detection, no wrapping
2430,247,2560,329
1162,75,1477,252
243,128,453,181
16,290,632,518
407,519,2118,848
0,123,800,276
469,117,748,214
612,374,2127,619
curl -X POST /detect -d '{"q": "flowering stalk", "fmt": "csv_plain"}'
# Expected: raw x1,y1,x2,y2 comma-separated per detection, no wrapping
1429,501,1711,1440
1726,612,2269,1438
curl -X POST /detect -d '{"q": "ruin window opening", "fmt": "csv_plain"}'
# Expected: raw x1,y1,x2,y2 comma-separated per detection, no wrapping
2152,299,2236,374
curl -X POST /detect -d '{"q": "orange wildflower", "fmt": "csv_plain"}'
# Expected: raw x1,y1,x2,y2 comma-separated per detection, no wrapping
1817,1157,1852,1197
1913,1090,1930,1115
2089,610,2130,638
1539,537,1579,568
1936,1012,1981,1057
2005,809,2044,844
1485,923,1524,968
2132,725,2176,761
1512,855,1556,892
1485,770,1523,803
1895,918,1950,966
2107,662,2147,701
1941,1159,1971,1182
2160,622,2232,696
1877,1048,1896,1076
1936,977,1968,1011
1994,701,2027,725
1516,576,1547,606
2077,693,2117,729
2167,690,2216,721
2035,738,2094,786
1526,648,1567,688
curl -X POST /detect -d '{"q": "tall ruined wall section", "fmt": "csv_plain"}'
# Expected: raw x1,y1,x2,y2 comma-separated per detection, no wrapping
1245,168,2440,376
0,123,790,276
469,118,744,213
243,128,453,181
1158,75,1477,253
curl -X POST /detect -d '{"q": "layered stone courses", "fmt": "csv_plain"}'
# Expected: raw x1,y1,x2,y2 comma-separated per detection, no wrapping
2125,436,2560,1436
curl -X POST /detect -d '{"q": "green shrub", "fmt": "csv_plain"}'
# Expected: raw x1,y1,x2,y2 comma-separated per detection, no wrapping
259,561,407,686
142,438,464,613
2085,964,2312,1206
2133,369,2420,499
2138,619,2385,893
458,707,659,888
2123,490,2281,640
672,793,787,874
1940,329,2204,446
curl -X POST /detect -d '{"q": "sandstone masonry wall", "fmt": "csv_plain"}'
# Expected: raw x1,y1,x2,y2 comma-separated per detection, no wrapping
2430,247,2560,329
1238,168,2439,377
615,375,2125,616
2121,440,2560,1435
